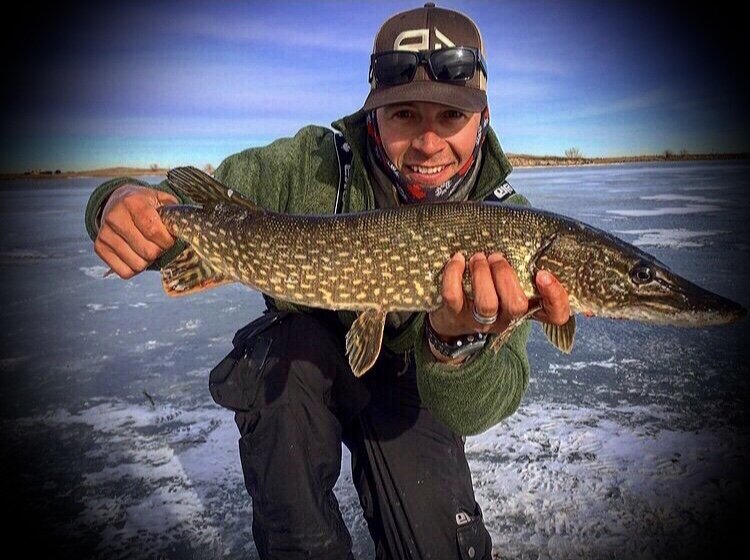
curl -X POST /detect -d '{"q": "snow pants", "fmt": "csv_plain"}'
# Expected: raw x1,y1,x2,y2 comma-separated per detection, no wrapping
209,309,492,560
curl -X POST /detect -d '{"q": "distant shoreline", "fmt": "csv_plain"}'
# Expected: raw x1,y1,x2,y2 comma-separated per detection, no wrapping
2,153,748,180
508,152,749,169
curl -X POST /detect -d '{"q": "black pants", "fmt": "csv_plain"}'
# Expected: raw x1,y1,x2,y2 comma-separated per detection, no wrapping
210,310,491,560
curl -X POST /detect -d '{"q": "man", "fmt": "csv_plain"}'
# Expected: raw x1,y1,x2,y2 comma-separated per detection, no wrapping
85,3,570,558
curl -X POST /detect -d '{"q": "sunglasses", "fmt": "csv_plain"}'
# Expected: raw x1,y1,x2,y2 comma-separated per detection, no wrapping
370,47,488,87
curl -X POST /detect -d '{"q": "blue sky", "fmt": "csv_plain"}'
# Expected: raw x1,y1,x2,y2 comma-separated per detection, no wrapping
2,0,746,171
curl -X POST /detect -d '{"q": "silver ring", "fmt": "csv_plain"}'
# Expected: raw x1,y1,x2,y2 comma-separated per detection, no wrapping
472,305,498,325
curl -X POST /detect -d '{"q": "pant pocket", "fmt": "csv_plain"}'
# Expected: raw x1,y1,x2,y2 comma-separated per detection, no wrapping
456,503,491,560
209,311,287,412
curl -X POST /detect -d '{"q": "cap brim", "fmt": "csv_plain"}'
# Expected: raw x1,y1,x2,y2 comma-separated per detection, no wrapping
362,80,487,113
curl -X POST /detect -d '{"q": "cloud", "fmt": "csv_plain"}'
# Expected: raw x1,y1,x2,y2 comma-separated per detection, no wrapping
15,114,344,139
488,50,573,77
523,88,677,124
488,78,553,104
25,53,368,118
175,12,373,53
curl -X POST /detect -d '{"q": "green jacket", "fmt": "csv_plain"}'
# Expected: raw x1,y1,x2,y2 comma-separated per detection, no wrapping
84,109,532,435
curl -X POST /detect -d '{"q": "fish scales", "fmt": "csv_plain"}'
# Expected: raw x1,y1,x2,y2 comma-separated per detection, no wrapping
160,201,564,312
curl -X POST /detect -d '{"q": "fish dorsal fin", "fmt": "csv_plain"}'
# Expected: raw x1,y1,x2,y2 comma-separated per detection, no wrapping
167,166,261,212
543,315,576,353
345,308,387,377
161,247,233,296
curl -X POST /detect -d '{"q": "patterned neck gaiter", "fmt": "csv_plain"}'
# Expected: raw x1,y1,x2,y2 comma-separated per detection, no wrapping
366,107,490,204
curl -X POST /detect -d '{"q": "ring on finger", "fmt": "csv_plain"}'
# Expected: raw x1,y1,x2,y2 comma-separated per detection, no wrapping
472,305,498,325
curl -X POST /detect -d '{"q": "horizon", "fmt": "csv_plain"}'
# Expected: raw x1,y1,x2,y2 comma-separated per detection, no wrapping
2,0,747,172
11,151,750,176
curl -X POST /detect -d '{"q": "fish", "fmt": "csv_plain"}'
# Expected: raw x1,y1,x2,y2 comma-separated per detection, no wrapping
157,166,746,377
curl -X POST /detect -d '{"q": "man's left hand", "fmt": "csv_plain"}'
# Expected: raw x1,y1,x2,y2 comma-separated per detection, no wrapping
428,251,571,341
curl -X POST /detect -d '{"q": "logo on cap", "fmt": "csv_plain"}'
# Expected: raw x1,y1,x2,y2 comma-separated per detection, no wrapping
393,28,456,52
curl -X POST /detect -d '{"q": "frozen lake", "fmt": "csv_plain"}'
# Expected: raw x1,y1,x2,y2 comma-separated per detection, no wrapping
1,160,748,559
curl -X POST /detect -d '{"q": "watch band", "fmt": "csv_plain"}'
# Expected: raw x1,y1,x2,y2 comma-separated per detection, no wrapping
425,319,488,361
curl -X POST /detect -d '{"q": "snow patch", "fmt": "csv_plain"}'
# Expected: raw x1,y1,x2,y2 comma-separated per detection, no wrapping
0,248,52,262
614,229,728,248
134,340,173,352
86,303,119,312
639,194,726,204
80,265,114,279
606,204,722,217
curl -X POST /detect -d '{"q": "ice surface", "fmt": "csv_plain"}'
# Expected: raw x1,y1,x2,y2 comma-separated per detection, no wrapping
2,163,748,558
468,403,746,560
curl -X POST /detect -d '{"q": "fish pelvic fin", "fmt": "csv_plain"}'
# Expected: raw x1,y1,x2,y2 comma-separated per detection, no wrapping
543,315,576,353
167,166,262,213
161,247,233,297
345,308,387,377
489,304,541,353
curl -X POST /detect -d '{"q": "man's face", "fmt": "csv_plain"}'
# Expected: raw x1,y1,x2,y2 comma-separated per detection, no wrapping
375,101,481,188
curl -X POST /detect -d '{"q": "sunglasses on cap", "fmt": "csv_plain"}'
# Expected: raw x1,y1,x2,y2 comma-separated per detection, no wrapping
370,47,487,87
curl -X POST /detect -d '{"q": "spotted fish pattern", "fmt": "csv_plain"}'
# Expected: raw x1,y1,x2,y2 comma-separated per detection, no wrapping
156,167,746,376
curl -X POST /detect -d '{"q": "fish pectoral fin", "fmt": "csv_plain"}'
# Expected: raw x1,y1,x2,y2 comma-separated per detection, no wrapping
345,308,386,377
489,304,542,353
543,315,576,354
167,166,261,212
161,247,232,297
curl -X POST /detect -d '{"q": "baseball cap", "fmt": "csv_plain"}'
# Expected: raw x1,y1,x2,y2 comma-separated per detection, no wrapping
362,3,487,112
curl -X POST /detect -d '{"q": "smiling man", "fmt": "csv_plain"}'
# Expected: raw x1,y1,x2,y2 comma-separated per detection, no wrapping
85,3,569,559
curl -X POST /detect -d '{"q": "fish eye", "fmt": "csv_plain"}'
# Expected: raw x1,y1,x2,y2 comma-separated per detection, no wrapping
630,262,654,285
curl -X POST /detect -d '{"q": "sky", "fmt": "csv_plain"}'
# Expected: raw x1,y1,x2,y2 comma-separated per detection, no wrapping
1,0,747,172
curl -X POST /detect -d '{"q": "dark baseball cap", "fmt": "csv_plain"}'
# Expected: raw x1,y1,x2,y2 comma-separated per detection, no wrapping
362,3,487,113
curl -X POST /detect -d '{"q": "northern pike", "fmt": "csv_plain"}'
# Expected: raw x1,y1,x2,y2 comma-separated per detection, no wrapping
157,166,746,376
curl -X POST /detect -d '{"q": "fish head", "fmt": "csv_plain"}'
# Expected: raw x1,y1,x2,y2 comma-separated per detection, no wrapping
534,223,747,326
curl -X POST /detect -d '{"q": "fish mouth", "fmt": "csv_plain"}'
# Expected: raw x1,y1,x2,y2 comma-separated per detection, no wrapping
632,279,747,326
641,300,746,326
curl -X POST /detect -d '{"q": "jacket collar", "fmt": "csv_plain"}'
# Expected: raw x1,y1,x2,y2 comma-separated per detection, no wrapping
332,109,513,208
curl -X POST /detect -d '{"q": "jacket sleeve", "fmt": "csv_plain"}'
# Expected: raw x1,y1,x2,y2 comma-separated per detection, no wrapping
413,191,534,436
414,316,531,435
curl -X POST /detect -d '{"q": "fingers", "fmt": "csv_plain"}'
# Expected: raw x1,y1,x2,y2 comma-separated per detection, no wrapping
487,252,528,320
94,235,136,279
534,270,571,325
129,190,176,251
103,206,166,262
469,253,499,332
134,208,175,251
96,227,150,274
94,185,177,279
440,252,466,316
154,189,179,207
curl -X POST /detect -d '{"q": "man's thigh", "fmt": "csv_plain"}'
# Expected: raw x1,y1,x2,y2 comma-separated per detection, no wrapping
347,357,492,560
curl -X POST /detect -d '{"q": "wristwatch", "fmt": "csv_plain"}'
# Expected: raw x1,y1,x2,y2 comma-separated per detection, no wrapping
425,319,488,361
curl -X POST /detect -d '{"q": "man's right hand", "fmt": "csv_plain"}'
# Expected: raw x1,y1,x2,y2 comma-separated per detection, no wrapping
94,184,178,279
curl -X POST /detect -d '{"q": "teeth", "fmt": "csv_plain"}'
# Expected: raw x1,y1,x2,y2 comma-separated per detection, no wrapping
409,165,446,175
